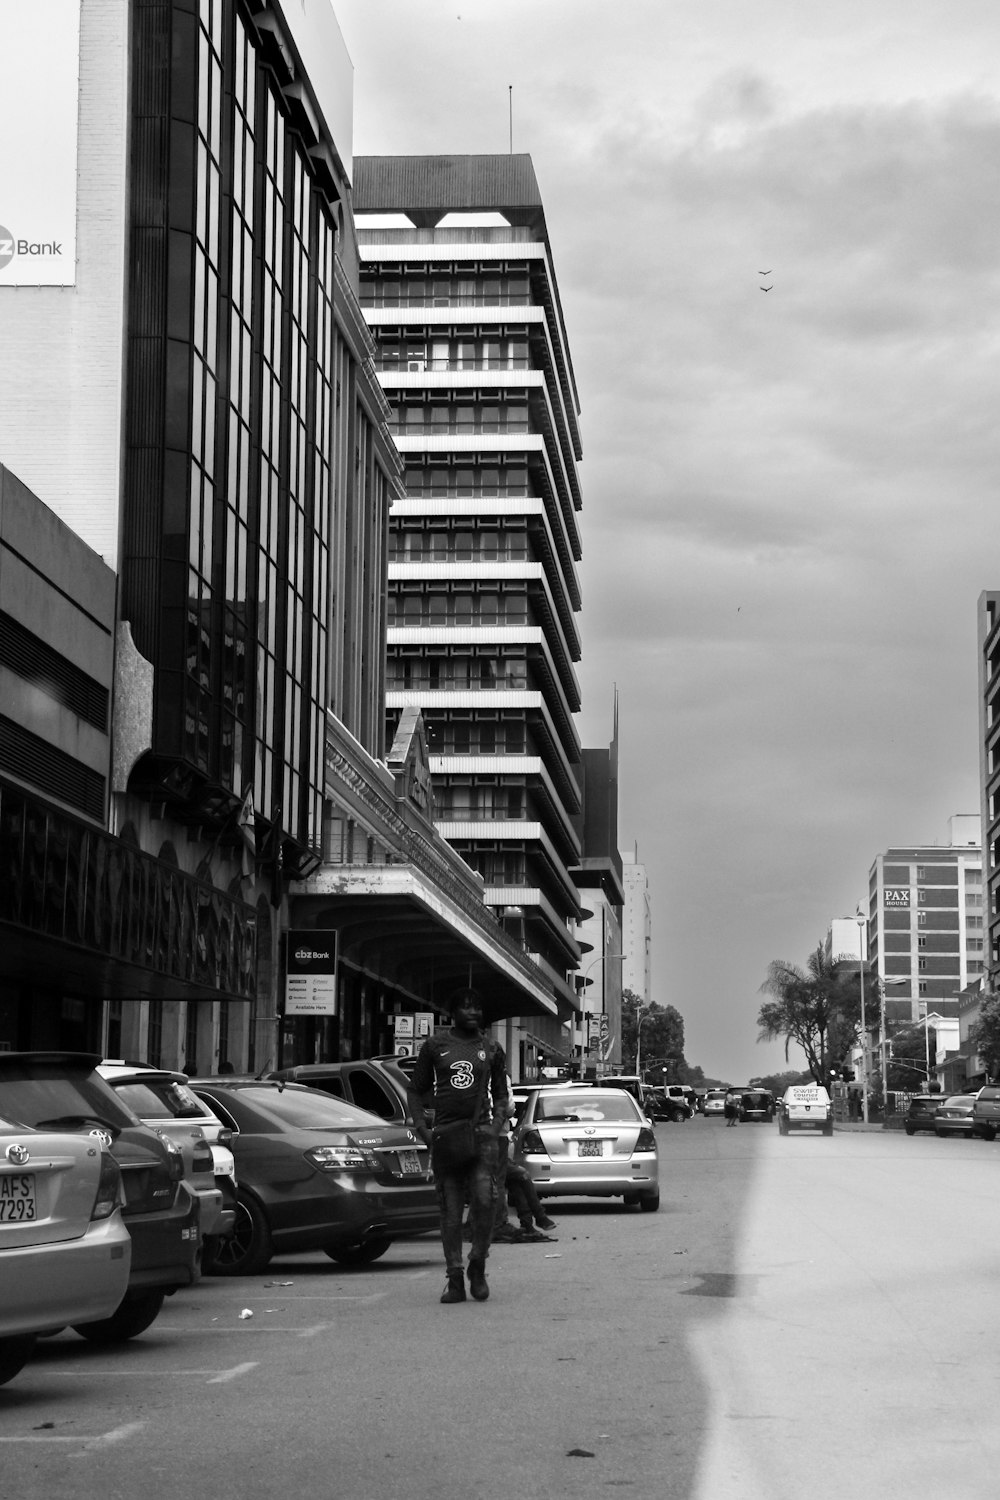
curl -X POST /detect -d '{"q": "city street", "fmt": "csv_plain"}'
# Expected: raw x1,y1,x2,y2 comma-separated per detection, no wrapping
2,1118,998,1500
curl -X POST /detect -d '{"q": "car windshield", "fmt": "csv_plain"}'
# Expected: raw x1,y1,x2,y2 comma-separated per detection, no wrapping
111,1079,207,1120
0,1060,137,1131
219,1086,387,1131
536,1092,640,1124
943,1096,972,1108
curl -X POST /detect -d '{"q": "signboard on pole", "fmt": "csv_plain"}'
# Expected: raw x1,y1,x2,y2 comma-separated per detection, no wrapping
285,930,338,1016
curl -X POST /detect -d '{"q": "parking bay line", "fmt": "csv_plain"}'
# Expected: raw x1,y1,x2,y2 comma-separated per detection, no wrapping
0,1421,148,1450
16,1362,260,1384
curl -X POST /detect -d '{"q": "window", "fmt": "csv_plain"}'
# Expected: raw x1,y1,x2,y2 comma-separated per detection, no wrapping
918,912,927,925
918,936,927,948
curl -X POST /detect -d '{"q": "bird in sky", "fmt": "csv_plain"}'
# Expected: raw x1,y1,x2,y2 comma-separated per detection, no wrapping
760,284,772,292
758,270,771,275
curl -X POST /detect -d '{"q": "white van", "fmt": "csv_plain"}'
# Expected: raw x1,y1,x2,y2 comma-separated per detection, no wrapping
779,1083,833,1136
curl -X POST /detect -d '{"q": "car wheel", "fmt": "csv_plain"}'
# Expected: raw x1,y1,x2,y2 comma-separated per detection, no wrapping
905,1125,915,1135
73,1290,166,1345
639,1191,660,1212
622,1192,641,1207
0,1335,36,1387
935,1127,946,1137
984,1127,997,1142
206,1192,273,1276
324,1236,393,1266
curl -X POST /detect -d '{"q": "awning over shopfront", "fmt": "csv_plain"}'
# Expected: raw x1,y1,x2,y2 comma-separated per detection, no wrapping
292,863,558,1023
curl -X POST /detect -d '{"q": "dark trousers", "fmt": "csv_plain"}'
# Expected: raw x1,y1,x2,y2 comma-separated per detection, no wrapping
506,1160,547,1227
433,1133,499,1272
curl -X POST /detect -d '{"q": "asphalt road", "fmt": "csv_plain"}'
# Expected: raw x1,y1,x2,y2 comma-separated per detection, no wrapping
2,1118,998,1500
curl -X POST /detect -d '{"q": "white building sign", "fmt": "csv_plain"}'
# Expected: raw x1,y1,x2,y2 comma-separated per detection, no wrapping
884,888,910,908
285,930,338,1016
0,0,80,286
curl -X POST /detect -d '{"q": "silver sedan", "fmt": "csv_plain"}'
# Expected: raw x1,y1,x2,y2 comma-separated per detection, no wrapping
513,1087,659,1211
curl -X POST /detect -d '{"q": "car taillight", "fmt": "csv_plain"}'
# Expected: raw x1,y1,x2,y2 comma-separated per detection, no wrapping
519,1129,546,1155
305,1145,379,1173
91,1152,123,1220
192,1140,214,1174
635,1128,657,1152
156,1133,186,1182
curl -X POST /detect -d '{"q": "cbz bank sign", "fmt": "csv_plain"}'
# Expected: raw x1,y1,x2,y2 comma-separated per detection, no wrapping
0,0,80,287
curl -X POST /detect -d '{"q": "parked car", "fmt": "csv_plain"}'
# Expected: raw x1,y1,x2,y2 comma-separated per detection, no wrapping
778,1084,833,1135
0,1116,132,1386
190,1079,438,1274
703,1088,729,1118
739,1090,774,1123
904,1095,943,1136
98,1064,237,1256
934,1094,977,1137
267,1057,421,1126
970,1084,1000,1141
0,1052,200,1343
513,1086,659,1211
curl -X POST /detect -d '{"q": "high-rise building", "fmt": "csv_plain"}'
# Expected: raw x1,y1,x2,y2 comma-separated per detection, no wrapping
867,816,984,1029
978,590,1000,987
0,5,558,1065
621,851,652,1007
354,156,586,1044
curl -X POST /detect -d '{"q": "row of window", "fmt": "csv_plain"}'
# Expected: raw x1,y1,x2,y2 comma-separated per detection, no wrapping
435,786,525,820
360,274,532,304
390,530,529,562
402,463,531,496
389,594,529,627
389,403,530,434
388,658,529,690
378,337,530,370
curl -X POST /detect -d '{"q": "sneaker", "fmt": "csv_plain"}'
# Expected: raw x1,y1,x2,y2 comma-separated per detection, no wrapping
440,1271,466,1304
536,1216,558,1231
467,1258,489,1301
492,1223,520,1242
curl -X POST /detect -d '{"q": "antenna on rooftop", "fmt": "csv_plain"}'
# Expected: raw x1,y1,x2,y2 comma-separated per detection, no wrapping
509,85,513,153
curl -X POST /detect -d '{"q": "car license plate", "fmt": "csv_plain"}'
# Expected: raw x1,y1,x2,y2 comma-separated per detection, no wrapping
397,1150,422,1174
577,1140,603,1158
0,1173,36,1221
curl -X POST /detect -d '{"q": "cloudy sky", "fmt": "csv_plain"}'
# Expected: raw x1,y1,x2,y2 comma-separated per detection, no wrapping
336,0,1000,1083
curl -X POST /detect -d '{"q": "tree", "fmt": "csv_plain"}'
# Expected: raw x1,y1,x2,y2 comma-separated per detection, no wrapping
885,1022,937,1091
620,991,686,1080
968,993,1000,1081
757,945,864,1087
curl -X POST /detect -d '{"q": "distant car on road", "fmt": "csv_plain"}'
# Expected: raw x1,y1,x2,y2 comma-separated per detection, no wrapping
778,1084,833,1136
739,1090,774,1123
703,1089,729,1118
904,1096,943,1136
933,1095,977,1137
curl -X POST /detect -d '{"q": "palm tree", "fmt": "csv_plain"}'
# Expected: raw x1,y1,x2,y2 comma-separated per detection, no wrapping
758,945,862,1086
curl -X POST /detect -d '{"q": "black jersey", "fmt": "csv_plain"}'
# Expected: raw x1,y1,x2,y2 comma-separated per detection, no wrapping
410,1032,508,1129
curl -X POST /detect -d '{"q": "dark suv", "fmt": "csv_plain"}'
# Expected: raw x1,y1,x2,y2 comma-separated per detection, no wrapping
0,1053,201,1342
904,1095,944,1136
971,1085,1000,1141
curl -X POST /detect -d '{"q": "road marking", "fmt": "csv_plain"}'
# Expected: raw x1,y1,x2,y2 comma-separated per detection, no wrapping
21,1365,258,1384
0,1421,150,1452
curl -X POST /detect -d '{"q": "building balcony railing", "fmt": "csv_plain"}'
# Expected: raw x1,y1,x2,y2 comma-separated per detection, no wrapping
361,295,533,309
389,420,531,437
377,357,532,372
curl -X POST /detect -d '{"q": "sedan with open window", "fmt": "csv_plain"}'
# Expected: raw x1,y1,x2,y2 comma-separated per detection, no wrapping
512,1086,659,1212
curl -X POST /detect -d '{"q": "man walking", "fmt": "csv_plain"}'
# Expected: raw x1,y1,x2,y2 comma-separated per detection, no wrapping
408,988,509,1304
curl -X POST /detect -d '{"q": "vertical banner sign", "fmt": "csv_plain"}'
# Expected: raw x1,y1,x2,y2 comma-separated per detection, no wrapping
285,931,338,1016
0,0,81,286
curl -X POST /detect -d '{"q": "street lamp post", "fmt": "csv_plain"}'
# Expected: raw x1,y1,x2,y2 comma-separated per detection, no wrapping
576,951,625,1074
635,1007,652,1078
857,908,869,1124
